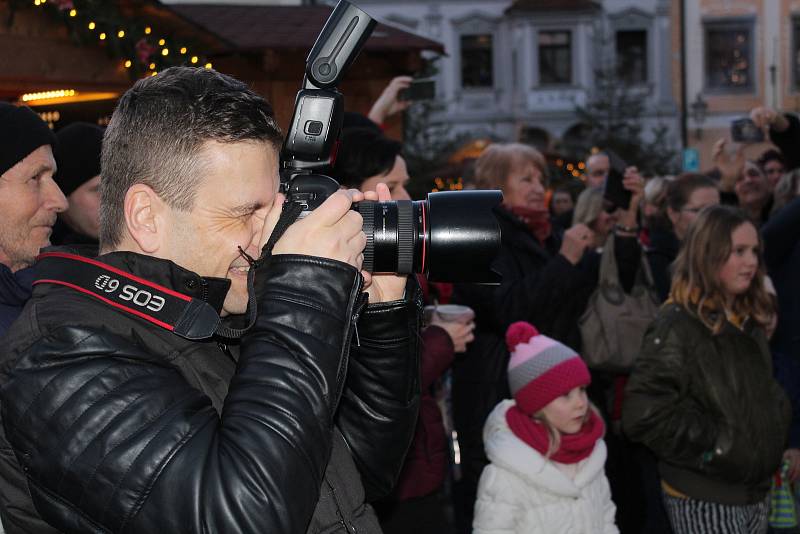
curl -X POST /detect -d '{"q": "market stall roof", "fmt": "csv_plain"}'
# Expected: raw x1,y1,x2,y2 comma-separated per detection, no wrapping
168,4,444,54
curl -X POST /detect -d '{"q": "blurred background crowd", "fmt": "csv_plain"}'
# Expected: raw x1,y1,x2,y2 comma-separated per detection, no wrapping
3,0,800,533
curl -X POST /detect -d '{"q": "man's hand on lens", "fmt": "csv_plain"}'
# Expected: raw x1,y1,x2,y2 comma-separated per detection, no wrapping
270,189,368,270
361,183,408,302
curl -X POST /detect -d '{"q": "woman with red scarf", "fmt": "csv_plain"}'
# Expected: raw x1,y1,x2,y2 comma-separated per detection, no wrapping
473,321,618,534
450,143,596,532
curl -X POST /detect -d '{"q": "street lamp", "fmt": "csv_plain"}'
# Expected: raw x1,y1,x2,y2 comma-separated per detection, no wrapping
690,92,708,139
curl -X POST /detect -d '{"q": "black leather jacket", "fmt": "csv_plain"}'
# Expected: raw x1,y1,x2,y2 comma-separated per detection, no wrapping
623,303,790,505
0,251,421,533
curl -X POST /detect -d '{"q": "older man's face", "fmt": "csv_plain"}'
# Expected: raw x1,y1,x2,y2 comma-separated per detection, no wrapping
585,154,610,188
0,145,68,272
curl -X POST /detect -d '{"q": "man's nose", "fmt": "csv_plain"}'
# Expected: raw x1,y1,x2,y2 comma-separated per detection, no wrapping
44,177,68,213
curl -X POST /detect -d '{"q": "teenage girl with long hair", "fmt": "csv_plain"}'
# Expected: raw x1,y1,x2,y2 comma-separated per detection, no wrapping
623,205,790,534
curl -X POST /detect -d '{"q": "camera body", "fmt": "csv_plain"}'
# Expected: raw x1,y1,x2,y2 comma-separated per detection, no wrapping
280,1,373,213
730,118,765,144
280,0,502,283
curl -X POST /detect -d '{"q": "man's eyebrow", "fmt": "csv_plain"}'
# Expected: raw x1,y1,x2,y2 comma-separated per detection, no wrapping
229,201,265,215
29,163,55,178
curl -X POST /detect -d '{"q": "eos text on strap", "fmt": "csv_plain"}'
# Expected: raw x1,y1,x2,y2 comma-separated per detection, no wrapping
33,252,220,340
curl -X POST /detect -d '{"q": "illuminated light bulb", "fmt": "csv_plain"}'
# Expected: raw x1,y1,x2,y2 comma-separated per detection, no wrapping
88,21,95,30
190,56,198,64
118,30,125,38
180,47,187,54
69,9,76,17
151,72,158,77
162,48,169,56
204,62,212,69
158,38,165,46
34,0,40,6
99,32,107,40
124,60,132,68
145,27,152,35
149,62,156,70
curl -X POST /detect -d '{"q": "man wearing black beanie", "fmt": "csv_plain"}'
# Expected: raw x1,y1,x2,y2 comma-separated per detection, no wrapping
51,122,104,245
0,102,68,336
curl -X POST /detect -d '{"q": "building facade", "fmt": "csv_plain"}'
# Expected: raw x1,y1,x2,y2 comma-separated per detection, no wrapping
351,0,678,159
681,0,800,169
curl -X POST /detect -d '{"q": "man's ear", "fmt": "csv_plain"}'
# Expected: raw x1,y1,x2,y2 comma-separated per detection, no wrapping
124,184,168,254
666,206,679,227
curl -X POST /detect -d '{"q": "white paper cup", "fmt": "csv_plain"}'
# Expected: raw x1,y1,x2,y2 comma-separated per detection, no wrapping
424,304,475,324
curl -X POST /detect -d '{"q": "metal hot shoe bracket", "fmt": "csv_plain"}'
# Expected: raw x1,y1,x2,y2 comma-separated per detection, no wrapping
33,252,221,340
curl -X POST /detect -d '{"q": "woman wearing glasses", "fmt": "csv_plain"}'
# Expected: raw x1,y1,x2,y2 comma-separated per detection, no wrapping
647,173,721,301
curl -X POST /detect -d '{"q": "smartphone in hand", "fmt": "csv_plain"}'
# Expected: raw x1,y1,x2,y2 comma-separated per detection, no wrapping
602,150,632,212
398,79,435,101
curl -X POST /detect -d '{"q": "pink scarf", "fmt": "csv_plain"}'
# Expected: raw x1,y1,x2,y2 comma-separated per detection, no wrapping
505,405,605,464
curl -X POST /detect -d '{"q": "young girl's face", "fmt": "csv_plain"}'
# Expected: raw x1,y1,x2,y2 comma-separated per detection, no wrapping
540,386,589,435
718,222,759,301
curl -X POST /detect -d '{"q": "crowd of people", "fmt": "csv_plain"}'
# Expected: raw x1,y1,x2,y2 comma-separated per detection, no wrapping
0,66,799,534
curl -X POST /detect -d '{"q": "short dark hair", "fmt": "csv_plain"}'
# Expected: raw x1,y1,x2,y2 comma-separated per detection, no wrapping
100,66,283,248
665,172,717,212
330,127,402,189
757,149,785,169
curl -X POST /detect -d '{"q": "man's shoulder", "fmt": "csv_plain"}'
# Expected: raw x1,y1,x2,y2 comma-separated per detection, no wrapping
1,283,180,374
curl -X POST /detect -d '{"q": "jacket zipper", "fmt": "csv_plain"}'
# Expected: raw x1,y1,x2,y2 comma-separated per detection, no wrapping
331,284,367,410
217,341,235,364
325,477,357,533
199,278,209,303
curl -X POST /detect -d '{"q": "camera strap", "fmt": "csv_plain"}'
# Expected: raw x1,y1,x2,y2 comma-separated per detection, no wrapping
33,252,221,340
213,201,304,340
32,204,305,341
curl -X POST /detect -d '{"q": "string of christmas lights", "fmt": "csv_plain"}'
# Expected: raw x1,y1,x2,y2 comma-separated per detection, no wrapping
11,0,214,79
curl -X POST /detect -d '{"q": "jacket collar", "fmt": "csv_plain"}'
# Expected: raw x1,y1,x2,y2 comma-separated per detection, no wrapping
95,251,232,315
483,400,607,497
647,227,679,258
494,206,554,261
0,262,35,307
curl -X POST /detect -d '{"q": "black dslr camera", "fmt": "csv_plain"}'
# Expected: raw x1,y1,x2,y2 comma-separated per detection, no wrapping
280,0,502,283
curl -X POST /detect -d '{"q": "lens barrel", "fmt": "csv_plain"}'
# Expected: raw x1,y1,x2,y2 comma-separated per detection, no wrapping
356,190,502,283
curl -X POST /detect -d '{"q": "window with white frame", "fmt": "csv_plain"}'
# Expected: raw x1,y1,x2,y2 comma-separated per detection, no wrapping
616,30,647,84
461,34,493,88
538,30,572,85
704,20,754,91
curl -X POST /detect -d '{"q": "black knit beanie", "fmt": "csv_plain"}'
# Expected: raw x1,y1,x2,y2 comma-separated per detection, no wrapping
54,122,104,197
0,102,56,177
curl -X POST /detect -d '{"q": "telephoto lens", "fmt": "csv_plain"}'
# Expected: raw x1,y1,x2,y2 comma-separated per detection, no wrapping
355,190,503,283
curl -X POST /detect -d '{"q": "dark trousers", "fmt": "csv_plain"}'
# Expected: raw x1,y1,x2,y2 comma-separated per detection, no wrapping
375,489,452,534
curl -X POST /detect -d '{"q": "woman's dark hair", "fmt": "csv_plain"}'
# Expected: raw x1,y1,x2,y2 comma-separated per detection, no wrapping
331,127,402,189
665,172,718,212
757,149,785,169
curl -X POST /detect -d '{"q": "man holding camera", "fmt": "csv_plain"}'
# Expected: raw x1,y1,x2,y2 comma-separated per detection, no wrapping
0,67,421,533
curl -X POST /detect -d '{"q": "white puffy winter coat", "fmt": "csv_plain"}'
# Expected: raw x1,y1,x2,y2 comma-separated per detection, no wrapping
473,400,618,534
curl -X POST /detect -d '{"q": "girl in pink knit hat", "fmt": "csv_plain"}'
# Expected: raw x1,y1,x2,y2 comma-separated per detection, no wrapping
473,321,618,534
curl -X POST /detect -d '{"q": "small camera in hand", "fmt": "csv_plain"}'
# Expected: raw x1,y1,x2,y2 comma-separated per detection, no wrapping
730,118,765,144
